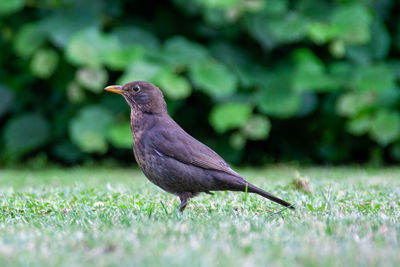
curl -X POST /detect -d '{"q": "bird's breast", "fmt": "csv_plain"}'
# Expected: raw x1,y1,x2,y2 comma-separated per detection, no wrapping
132,138,147,169
130,110,145,160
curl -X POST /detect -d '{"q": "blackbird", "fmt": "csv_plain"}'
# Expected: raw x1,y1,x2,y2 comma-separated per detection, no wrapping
105,81,295,212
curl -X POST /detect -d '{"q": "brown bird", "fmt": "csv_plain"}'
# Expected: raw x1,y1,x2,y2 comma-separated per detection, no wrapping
105,81,295,212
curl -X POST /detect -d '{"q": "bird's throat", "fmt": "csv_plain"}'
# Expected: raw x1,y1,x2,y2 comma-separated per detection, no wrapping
130,109,144,142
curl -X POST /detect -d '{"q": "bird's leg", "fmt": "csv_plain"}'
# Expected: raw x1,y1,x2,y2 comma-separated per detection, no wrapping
178,193,191,212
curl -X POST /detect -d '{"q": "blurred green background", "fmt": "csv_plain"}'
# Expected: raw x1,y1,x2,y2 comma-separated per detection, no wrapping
0,0,400,166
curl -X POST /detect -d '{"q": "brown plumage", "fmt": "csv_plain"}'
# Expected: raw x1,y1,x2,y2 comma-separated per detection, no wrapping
105,81,295,212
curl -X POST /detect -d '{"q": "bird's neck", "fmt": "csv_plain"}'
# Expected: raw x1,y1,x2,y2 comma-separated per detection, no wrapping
130,109,162,142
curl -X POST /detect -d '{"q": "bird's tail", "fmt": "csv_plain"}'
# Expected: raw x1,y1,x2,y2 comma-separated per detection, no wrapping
247,183,295,210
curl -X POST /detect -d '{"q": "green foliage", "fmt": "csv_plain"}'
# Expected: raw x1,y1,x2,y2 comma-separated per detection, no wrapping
247,12,308,49
66,27,119,67
0,85,14,117
1,0,400,165
330,4,372,45
69,106,113,153
14,23,46,58
258,74,302,118
307,3,372,45
155,69,192,99
3,114,50,158
30,48,59,78
118,60,162,85
346,114,371,136
40,8,100,48
354,64,396,92
241,115,271,140
209,103,252,133
76,68,108,93
370,110,400,145
0,0,24,15
191,60,238,97
162,36,209,68
108,122,132,149
292,49,338,92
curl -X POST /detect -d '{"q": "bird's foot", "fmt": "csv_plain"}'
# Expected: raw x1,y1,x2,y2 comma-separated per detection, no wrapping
178,192,192,212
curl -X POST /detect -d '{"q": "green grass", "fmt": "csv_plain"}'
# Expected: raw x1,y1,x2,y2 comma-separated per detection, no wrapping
0,166,399,267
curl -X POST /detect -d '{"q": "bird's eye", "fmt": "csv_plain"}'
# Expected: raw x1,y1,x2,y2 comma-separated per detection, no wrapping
133,85,140,92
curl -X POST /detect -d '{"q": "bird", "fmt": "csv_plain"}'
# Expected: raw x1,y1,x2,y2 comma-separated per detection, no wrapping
105,81,295,212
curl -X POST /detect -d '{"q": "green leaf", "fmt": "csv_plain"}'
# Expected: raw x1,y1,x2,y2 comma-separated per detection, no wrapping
66,27,119,67
76,68,108,93
65,28,101,67
69,106,113,153
297,92,318,117
346,20,390,63
264,0,288,15
162,36,209,68
247,13,308,49
3,113,50,157
101,26,156,70
369,110,400,146
329,39,346,58
112,27,160,51
292,48,339,92
39,8,100,48
307,22,337,44
118,61,163,85
30,49,59,78
329,62,354,87
52,141,83,163
336,92,375,117
209,103,252,133
295,73,339,93
389,61,400,80
330,4,372,45
0,0,24,15
209,42,269,87
266,13,309,43
258,74,301,118
107,122,132,149
191,60,238,97
103,46,145,70
293,48,325,73
0,85,14,117
155,69,192,99
241,115,271,140
377,88,400,108
13,23,46,58
354,64,396,92
198,0,239,9
202,9,233,26
390,143,400,161
308,4,372,46
346,114,372,136
66,82,85,103
209,41,249,67
229,132,246,150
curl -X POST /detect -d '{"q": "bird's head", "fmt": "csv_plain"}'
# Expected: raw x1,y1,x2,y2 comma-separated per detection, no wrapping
104,81,167,115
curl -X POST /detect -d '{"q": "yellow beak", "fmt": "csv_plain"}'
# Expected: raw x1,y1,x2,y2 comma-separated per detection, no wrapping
104,85,123,94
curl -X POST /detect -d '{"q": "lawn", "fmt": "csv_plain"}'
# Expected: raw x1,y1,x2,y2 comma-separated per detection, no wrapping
0,166,399,267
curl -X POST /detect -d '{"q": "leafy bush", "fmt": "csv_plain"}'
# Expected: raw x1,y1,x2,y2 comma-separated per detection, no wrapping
0,0,399,165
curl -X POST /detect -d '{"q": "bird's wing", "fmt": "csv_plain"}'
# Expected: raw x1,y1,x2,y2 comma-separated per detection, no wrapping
148,119,243,179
